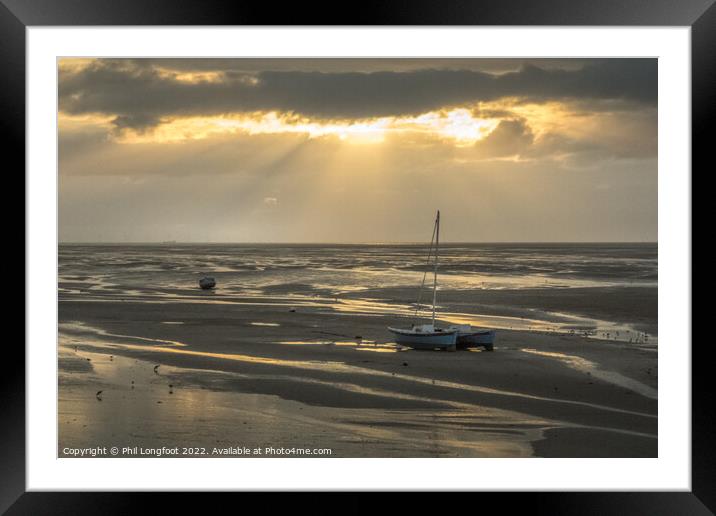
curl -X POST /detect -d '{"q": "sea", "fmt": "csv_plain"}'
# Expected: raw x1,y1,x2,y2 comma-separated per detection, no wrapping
59,243,657,345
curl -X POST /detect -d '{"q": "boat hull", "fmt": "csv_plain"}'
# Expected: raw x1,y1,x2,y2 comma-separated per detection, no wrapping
199,277,216,289
455,329,496,350
388,328,458,349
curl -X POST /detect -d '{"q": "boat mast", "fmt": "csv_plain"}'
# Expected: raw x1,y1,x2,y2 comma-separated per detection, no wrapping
432,210,440,327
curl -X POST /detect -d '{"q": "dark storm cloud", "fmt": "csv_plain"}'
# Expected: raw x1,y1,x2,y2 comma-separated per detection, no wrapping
122,58,594,74
59,59,656,128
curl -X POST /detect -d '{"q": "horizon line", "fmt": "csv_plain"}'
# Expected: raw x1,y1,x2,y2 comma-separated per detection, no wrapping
59,240,658,245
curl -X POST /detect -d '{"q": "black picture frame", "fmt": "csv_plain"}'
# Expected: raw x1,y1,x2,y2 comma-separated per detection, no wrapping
6,0,710,512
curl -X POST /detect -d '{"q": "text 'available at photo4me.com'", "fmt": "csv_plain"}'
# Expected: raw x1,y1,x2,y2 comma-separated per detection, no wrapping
61,445,334,457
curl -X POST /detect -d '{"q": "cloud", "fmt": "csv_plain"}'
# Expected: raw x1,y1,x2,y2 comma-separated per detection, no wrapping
474,119,534,158
59,59,657,130
62,57,600,75
111,114,164,133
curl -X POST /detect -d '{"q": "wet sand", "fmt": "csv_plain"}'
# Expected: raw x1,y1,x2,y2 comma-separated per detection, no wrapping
345,285,658,337
58,295,657,458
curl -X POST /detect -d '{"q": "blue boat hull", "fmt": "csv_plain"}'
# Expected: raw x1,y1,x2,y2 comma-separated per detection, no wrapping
454,329,496,350
388,328,458,349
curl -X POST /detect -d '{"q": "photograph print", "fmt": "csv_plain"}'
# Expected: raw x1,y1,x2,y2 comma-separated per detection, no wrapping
58,57,657,458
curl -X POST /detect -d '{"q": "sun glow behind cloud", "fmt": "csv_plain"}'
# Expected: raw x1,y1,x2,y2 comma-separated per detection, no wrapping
59,107,503,146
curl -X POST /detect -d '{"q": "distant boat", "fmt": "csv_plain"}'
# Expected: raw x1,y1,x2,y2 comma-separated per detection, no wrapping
388,210,458,351
199,276,216,289
449,324,496,351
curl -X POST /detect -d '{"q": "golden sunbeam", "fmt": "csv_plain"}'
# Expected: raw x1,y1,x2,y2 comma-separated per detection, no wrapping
77,108,504,146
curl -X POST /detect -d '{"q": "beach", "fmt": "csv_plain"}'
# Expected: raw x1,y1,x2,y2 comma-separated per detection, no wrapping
58,243,657,458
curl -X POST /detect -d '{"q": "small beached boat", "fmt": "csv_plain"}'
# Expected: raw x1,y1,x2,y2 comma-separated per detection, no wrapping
388,210,458,351
199,276,216,289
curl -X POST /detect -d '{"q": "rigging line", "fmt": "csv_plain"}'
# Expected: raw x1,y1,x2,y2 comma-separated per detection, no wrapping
414,216,438,320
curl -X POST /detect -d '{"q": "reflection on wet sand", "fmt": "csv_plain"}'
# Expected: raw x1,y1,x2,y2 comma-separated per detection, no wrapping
62,322,655,419
278,339,407,353
59,312,657,457
60,286,657,345
62,321,187,347
521,348,658,400
59,347,546,457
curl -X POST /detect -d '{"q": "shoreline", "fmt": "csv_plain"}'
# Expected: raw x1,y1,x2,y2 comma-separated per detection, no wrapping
58,297,657,458
58,285,658,344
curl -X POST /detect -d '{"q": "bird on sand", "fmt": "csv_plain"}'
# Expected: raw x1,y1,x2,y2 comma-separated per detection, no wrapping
153,365,160,373
96,390,103,400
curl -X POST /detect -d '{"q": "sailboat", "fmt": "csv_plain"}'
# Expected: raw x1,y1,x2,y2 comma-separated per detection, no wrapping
388,210,458,351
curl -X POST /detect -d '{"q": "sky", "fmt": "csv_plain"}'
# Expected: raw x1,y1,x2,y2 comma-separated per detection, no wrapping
58,58,657,243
